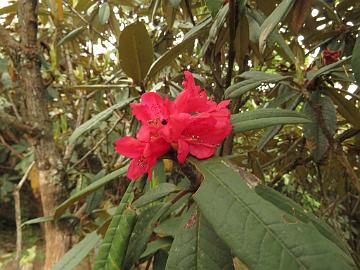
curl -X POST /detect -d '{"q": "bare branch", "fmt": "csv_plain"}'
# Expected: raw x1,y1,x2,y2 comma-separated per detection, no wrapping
0,25,20,51
0,110,40,135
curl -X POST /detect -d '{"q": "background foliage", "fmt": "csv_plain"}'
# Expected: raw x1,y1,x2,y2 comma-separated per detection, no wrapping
0,0,360,269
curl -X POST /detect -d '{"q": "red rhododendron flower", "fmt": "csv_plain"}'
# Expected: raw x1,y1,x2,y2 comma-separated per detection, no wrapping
115,136,169,180
115,71,232,180
321,48,341,65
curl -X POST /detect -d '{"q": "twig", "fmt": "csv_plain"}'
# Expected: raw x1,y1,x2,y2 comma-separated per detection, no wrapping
0,134,24,159
69,116,123,170
0,110,40,135
224,0,238,89
63,46,87,167
64,2,116,46
0,25,20,51
13,161,35,270
302,87,360,193
262,137,304,168
271,156,312,187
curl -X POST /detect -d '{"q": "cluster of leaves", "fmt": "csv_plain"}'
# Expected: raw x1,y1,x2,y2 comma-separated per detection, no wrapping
0,0,360,269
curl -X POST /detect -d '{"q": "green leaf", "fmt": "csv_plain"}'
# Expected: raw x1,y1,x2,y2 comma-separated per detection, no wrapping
259,0,296,52
326,88,360,128
52,231,101,270
307,56,351,81
93,181,137,270
154,216,183,237
303,93,337,161
133,183,182,208
145,16,211,81
166,206,234,270
225,72,290,98
21,215,54,227
54,166,128,219
249,8,296,63
352,35,360,86
124,203,172,269
57,26,87,46
205,0,222,16
140,238,172,259
255,185,350,253
258,91,302,150
85,170,107,214
193,158,356,270
68,97,135,145
118,22,153,82
231,109,311,133
225,80,262,98
98,2,110,25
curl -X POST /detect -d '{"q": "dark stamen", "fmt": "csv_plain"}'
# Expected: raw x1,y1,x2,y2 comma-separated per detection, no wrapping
161,119,167,125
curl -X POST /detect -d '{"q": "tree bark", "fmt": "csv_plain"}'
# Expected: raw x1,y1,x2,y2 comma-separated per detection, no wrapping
16,1,70,269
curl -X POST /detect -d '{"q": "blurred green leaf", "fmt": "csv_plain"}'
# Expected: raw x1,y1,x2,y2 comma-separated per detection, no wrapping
231,109,311,133
351,35,360,86
303,93,337,161
259,0,296,52
98,2,110,25
118,22,154,82
54,166,128,219
68,97,135,145
53,231,101,270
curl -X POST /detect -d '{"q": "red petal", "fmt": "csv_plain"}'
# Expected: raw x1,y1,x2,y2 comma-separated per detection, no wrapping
189,144,216,159
115,136,144,158
127,158,148,180
177,139,189,163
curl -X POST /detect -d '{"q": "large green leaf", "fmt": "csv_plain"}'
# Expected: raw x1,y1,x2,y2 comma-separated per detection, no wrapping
303,93,337,161
351,35,360,86
118,22,153,82
52,231,101,270
145,16,211,81
193,158,356,270
54,166,128,218
68,97,135,145
255,185,350,253
231,109,311,133
93,181,136,270
166,206,234,270
133,183,182,208
259,0,296,52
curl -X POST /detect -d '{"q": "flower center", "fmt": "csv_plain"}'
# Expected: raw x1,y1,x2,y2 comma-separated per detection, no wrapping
136,156,147,168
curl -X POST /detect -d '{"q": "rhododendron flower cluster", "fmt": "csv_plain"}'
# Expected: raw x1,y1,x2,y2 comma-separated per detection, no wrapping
115,71,232,180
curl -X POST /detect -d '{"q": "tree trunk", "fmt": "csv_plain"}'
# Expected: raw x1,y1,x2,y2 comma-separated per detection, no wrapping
17,1,70,268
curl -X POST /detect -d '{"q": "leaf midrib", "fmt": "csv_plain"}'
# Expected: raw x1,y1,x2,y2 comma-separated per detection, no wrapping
203,162,308,269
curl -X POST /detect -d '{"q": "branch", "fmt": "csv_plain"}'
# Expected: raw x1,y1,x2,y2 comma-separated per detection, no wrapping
0,110,40,135
0,25,20,51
